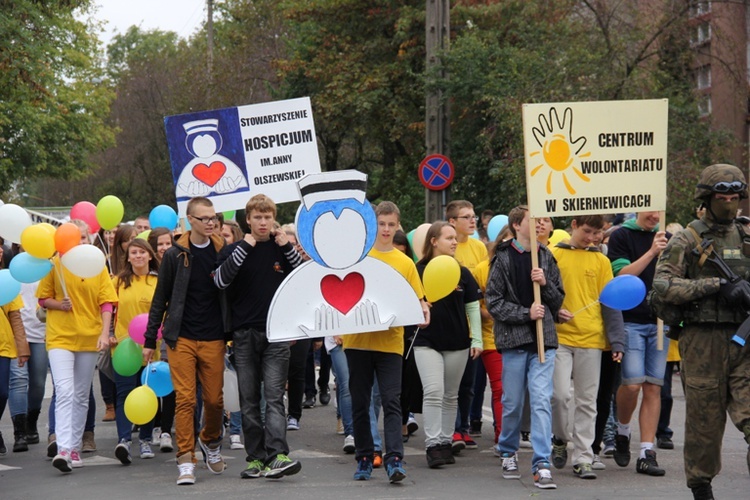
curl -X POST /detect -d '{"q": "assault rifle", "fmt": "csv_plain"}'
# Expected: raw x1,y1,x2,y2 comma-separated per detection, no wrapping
694,239,750,346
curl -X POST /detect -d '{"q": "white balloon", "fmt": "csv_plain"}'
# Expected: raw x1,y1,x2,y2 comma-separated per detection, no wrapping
0,204,32,244
61,245,106,278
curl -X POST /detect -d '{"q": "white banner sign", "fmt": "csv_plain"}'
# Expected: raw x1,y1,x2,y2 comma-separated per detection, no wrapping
165,97,321,216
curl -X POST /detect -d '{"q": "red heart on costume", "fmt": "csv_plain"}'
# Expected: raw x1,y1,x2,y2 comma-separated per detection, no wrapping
321,272,365,315
192,161,227,187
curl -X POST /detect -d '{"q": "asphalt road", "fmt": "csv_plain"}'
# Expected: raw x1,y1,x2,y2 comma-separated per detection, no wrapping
1,368,748,499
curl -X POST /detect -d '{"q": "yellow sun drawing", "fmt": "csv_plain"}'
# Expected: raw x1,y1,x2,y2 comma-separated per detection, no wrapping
529,107,591,195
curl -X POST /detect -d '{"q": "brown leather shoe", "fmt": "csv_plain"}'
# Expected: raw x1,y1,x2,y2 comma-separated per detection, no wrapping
82,431,96,453
102,403,116,422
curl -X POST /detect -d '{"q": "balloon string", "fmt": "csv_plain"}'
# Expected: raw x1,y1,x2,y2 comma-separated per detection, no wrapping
55,260,69,298
95,232,112,274
570,300,599,316
404,327,420,360
144,361,151,386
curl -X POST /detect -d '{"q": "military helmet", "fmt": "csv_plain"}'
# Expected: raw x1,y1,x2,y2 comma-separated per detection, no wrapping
694,163,748,200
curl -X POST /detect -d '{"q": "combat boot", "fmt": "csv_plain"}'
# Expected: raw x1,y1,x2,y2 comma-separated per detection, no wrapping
12,414,29,452
691,483,714,500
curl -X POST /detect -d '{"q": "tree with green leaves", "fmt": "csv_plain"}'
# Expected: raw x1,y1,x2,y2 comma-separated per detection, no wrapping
0,0,115,196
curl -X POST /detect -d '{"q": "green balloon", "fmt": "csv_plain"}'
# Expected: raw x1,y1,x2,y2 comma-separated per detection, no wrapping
96,195,125,231
113,338,143,377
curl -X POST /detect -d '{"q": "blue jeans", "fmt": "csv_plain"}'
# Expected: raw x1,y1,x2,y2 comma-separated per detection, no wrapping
497,348,556,471
114,367,154,442
9,357,27,417
49,384,96,435
232,327,291,463
27,342,48,412
621,323,669,386
328,345,353,436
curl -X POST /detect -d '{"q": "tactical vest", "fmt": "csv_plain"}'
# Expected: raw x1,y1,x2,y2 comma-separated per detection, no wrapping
682,219,750,324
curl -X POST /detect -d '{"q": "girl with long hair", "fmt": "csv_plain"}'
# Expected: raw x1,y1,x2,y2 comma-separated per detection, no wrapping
111,238,159,464
414,221,483,468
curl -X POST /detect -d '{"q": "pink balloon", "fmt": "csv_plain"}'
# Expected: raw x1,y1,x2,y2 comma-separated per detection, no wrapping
70,201,101,233
128,313,149,345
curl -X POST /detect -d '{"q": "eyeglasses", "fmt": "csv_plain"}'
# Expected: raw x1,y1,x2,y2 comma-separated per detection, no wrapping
698,181,747,193
456,215,479,221
189,215,219,224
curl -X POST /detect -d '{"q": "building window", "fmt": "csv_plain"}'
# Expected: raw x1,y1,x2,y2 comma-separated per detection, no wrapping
695,65,711,89
689,1,711,18
691,22,711,46
698,94,712,116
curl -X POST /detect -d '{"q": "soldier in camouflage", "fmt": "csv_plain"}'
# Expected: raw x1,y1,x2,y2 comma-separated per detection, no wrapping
652,164,750,500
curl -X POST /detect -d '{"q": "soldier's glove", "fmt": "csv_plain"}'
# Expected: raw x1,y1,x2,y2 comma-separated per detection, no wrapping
719,278,750,309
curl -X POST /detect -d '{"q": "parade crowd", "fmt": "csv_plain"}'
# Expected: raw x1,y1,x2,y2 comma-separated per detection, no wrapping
2,164,750,500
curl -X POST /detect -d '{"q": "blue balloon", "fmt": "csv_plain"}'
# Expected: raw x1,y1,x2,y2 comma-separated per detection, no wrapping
471,230,480,239
149,205,178,230
140,361,173,397
9,252,53,283
487,214,509,242
0,269,21,306
599,275,647,311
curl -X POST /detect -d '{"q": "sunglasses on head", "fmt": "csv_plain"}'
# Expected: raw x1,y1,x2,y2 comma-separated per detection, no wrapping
698,181,747,193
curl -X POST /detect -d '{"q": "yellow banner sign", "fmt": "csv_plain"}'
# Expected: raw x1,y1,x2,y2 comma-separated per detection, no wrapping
522,99,667,217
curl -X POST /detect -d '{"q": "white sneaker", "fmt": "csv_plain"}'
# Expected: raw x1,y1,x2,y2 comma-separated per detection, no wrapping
152,427,161,446
230,434,243,450
592,454,606,470
287,416,300,431
176,455,196,485
343,435,355,454
501,452,521,479
139,439,155,459
160,433,173,452
70,449,84,468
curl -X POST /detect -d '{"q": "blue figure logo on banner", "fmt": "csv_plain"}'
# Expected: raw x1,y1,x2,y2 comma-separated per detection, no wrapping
267,170,425,341
165,108,249,202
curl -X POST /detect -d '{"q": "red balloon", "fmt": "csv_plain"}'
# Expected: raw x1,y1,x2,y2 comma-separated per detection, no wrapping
70,201,100,233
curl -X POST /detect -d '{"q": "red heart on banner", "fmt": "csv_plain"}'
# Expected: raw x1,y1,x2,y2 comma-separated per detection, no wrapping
192,161,226,187
320,272,365,315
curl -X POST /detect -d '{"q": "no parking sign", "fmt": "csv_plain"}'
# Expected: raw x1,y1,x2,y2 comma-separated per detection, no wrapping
418,154,454,191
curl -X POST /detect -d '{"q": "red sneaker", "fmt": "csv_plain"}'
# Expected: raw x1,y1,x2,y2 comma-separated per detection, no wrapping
451,432,466,454
462,432,478,449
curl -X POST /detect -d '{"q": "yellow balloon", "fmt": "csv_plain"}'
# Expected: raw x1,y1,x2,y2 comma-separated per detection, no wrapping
136,229,151,241
124,386,158,425
20,224,56,259
548,229,569,247
38,223,57,236
423,255,461,303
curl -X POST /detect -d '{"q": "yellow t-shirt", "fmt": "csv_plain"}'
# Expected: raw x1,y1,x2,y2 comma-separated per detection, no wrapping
113,274,159,361
37,256,119,352
667,338,680,362
551,246,613,349
471,259,495,352
0,295,24,358
343,248,424,355
455,238,488,271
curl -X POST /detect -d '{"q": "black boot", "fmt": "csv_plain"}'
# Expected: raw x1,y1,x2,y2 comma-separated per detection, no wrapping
426,445,446,468
0,431,7,456
12,414,29,452
26,408,40,444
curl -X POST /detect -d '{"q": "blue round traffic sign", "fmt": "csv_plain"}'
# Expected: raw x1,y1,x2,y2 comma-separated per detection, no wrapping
418,154,454,191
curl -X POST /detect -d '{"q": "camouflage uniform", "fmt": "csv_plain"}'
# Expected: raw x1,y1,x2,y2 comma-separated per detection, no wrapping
652,164,750,492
